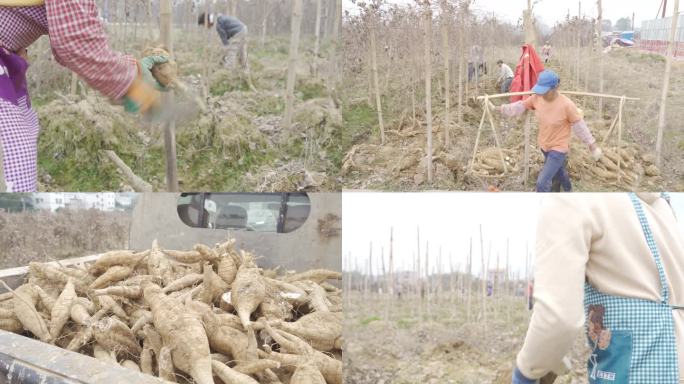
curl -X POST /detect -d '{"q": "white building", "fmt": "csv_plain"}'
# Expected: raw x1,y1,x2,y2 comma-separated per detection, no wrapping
32,193,117,212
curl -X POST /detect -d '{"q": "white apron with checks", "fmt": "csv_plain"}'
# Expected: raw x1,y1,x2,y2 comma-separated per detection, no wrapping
584,193,679,383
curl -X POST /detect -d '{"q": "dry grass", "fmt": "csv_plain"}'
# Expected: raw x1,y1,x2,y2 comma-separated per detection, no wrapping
0,210,130,269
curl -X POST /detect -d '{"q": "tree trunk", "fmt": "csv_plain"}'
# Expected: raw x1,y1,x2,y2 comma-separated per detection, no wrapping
457,2,465,125
369,10,385,144
313,0,323,76
596,0,604,117
656,0,679,168
389,227,394,296
333,0,342,44
424,2,433,183
159,0,178,192
203,0,212,98
283,0,304,130
260,1,269,48
466,237,472,322
575,1,581,87
441,0,451,148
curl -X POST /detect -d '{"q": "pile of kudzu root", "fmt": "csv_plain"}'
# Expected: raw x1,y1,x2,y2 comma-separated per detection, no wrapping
471,147,520,176
0,239,342,384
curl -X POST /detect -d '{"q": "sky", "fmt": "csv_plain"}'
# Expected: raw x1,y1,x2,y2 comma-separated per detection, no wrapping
343,193,684,277
343,0,678,29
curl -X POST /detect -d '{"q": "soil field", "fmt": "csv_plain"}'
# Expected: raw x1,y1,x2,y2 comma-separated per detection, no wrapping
344,292,591,384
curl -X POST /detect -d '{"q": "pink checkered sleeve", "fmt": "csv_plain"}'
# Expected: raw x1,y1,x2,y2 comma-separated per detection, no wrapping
45,0,137,100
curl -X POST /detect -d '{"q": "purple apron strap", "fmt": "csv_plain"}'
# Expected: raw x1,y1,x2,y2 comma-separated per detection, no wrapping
0,47,30,107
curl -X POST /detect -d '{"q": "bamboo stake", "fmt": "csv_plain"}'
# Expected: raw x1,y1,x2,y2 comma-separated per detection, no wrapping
468,107,487,173
476,91,639,100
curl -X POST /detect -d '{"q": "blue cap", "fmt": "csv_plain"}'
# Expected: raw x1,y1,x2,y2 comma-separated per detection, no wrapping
532,70,560,95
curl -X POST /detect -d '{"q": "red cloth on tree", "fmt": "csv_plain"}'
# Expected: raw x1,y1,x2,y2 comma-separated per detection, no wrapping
509,44,545,103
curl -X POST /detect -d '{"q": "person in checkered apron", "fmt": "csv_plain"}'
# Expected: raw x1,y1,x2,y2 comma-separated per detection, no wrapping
0,0,170,192
512,193,684,384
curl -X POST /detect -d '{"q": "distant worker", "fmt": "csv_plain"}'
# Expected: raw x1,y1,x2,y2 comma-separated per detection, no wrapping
468,44,485,81
495,70,603,192
512,193,684,384
541,41,552,64
198,12,248,69
496,60,514,94
0,1,169,192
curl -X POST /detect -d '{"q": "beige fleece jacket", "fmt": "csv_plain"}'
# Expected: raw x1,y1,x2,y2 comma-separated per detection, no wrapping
517,193,684,382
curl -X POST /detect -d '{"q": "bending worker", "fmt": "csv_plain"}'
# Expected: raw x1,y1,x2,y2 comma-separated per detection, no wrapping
497,59,514,94
198,12,248,69
0,0,168,192
512,193,684,384
496,70,602,192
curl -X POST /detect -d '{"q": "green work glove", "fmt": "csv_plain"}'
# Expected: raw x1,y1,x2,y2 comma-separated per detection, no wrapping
123,55,170,115
140,55,170,91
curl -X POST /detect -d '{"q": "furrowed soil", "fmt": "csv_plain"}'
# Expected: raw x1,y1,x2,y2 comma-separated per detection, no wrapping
340,48,684,191
344,293,590,384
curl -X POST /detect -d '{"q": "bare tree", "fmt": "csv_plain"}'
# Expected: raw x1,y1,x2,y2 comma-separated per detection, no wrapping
441,0,451,148
313,0,323,76
368,3,386,144
283,0,304,130
656,0,680,168
422,0,433,183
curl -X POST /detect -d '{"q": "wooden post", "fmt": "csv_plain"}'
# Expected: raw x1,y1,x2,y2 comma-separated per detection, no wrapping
283,0,303,130
369,7,385,144
424,1,434,183
656,0,680,168
159,0,179,192
441,0,451,148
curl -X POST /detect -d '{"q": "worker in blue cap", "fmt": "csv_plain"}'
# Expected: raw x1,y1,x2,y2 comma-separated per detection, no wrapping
495,70,603,192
